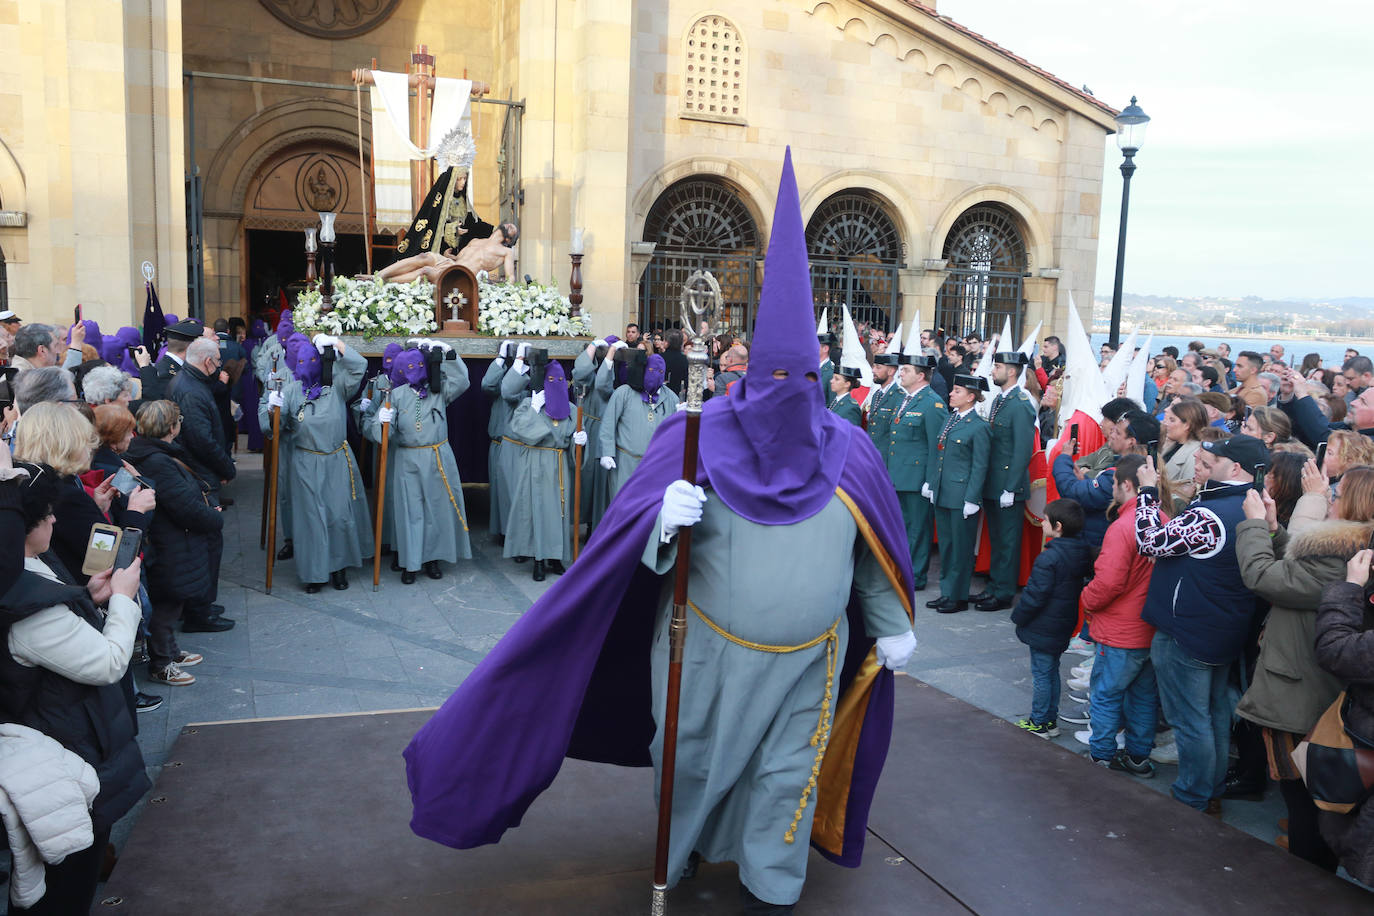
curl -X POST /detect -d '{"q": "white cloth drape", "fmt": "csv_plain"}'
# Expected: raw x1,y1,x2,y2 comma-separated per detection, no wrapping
368,72,474,231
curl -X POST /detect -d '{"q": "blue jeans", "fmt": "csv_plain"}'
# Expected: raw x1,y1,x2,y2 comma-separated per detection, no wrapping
1151,632,1234,809
1088,645,1158,761
1029,648,1062,725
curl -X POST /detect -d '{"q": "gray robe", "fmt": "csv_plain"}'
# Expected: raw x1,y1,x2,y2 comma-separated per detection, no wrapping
353,383,397,549
501,398,575,563
367,359,472,570
257,360,294,539
496,364,532,538
480,359,514,537
599,383,680,501
643,495,909,905
272,347,374,583
572,350,612,531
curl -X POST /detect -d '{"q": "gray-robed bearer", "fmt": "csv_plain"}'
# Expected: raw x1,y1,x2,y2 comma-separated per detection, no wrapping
257,311,296,560
355,343,403,556
924,373,991,612
263,333,374,592
572,335,616,532
972,351,1037,612
368,341,472,584
502,353,586,581
480,340,518,545
599,350,679,501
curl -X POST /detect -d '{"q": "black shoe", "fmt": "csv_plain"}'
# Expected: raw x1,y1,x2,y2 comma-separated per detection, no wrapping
968,591,990,603
975,595,1011,612
401,569,417,585
934,598,968,614
135,691,163,713
182,615,235,633
681,851,701,881
925,596,948,609
390,555,403,572
739,882,794,914
546,559,566,575
513,555,532,564
305,583,324,594
331,570,349,591
1109,750,1156,778
276,540,294,560
532,560,546,582
424,560,443,580
1221,775,1267,801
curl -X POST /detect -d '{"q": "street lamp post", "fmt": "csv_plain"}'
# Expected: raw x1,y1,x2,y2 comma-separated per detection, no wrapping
1109,96,1150,350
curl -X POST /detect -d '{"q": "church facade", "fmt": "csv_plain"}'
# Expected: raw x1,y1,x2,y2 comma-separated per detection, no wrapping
0,0,1117,343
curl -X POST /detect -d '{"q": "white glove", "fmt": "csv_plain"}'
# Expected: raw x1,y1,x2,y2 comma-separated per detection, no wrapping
517,342,530,359
531,390,546,413
661,479,707,541
921,482,933,501
572,430,588,446
432,340,452,354
377,406,395,425
267,391,284,409
312,333,336,353
999,490,1014,509
593,338,607,349
499,340,513,359
358,398,373,413
962,501,980,518
600,455,616,470
611,340,629,351
875,630,917,671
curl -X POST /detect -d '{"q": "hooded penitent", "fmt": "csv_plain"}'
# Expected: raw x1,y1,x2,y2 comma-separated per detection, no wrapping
113,327,142,373
641,354,666,403
391,348,429,398
276,310,294,342
287,333,324,400
382,343,404,373
69,319,102,347
542,361,570,420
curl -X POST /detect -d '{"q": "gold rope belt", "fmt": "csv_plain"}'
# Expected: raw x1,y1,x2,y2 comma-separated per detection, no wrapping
400,443,468,532
615,445,644,460
500,436,566,517
298,442,356,499
687,600,840,846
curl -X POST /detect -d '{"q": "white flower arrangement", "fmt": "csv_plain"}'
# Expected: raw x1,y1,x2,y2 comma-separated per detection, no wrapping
294,276,439,339
477,278,593,338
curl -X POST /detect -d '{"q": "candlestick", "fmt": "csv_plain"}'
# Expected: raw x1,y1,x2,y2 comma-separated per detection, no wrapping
569,253,584,319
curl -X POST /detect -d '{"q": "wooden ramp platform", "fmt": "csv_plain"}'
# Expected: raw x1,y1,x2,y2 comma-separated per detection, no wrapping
101,678,1369,914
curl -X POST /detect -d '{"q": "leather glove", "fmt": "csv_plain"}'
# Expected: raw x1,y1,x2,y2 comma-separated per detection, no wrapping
921,482,933,501
572,430,588,446
517,342,530,359
531,390,546,413
999,490,1014,509
875,630,917,671
661,480,707,540
962,501,979,518
267,391,284,409
358,398,373,413
600,455,616,471
377,406,395,425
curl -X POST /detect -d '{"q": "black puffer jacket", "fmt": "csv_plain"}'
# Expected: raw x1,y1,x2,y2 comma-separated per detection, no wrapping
168,362,235,487
0,559,150,831
123,436,223,602
1011,535,1093,654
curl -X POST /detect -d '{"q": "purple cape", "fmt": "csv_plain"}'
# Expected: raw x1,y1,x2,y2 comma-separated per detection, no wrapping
403,399,914,868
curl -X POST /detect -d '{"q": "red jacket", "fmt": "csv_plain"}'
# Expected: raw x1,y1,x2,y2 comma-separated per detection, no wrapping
1080,495,1157,649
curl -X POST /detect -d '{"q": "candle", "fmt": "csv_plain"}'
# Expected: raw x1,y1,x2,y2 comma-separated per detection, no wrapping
570,227,584,255
304,227,317,253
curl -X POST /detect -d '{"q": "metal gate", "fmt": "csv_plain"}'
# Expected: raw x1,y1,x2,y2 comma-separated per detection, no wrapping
935,203,1027,341
806,191,902,334
639,251,758,333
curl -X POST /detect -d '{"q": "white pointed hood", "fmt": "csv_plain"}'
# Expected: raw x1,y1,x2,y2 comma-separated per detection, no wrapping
840,305,874,389
1058,294,1107,424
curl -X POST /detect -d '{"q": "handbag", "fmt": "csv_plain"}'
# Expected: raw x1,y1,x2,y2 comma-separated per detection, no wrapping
1290,691,1374,814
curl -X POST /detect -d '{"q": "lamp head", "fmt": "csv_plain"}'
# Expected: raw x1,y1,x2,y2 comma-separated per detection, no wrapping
1114,96,1150,154
318,211,337,243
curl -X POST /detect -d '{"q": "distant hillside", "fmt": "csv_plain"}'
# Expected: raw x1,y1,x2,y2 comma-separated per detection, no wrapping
1091,294,1374,336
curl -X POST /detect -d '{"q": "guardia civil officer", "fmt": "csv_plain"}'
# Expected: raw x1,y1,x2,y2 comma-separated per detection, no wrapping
818,331,837,407
882,353,945,590
828,363,864,426
973,351,1037,611
924,374,990,612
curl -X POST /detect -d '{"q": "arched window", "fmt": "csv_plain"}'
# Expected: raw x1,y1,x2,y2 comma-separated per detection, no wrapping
640,178,761,335
806,191,902,335
936,203,1027,341
681,15,746,124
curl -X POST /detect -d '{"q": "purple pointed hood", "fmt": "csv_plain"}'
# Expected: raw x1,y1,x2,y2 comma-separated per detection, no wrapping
249,319,270,340
69,319,102,348
382,343,404,372
99,334,119,364
543,361,570,421
276,310,294,341
642,354,666,403
390,348,429,398
287,332,324,400
162,313,180,326
696,148,850,524
114,326,142,372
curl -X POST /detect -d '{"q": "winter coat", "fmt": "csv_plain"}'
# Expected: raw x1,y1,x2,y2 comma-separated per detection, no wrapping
0,723,100,908
123,436,223,602
168,362,235,488
1080,497,1156,649
1286,491,1329,535
1314,580,1374,886
50,475,150,586
1234,518,1371,735
1011,535,1092,654
1050,452,1114,548
0,483,23,597
0,556,149,832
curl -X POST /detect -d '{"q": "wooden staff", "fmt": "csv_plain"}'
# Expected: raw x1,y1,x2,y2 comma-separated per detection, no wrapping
372,382,393,591
571,383,585,561
264,367,283,595
651,348,708,915
259,397,271,549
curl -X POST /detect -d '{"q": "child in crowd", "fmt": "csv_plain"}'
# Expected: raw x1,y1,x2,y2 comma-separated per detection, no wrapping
1013,498,1092,737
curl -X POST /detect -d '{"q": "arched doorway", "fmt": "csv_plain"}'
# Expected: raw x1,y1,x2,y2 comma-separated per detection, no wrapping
639,177,761,334
935,202,1028,340
805,190,902,335
241,143,370,322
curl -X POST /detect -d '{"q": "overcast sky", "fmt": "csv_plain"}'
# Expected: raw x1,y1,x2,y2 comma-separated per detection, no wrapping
938,0,1370,300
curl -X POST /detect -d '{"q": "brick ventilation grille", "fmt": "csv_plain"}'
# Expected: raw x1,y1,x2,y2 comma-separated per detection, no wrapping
683,16,743,119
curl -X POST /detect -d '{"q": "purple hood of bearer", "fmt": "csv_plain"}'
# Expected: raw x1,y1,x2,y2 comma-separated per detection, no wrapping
403,148,915,868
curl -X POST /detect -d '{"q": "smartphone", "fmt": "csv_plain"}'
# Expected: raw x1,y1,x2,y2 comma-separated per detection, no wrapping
81,522,123,576
112,528,142,571
73,303,82,325
1069,422,1079,453
109,468,140,496
1253,462,1267,492
1244,405,1253,422
1147,439,1159,460
1316,441,1328,470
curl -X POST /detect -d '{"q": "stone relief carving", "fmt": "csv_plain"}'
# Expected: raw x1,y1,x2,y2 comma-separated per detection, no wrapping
258,0,402,40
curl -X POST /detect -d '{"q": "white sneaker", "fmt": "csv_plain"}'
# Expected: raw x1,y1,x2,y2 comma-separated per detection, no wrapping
1068,692,1090,705
1071,661,1094,679
1066,638,1096,657
1151,741,1178,764
1076,728,1126,749
1067,675,1091,692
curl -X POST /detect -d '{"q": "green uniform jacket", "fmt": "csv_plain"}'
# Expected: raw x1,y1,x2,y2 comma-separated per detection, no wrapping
930,410,990,509
830,392,863,427
819,359,835,407
865,383,899,450
882,385,945,493
983,387,1037,499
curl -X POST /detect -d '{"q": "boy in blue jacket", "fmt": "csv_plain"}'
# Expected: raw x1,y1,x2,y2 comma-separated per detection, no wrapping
1012,498,1093,737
